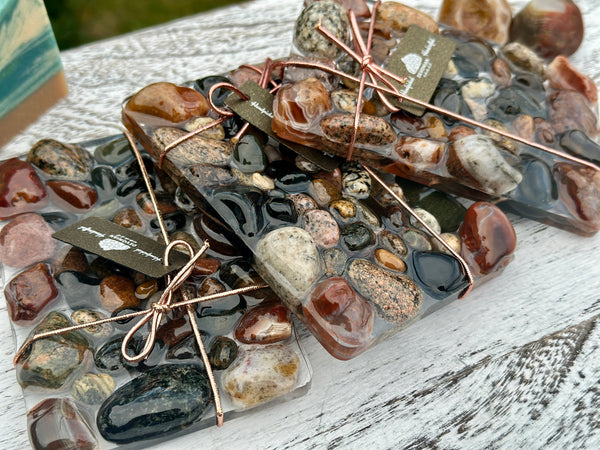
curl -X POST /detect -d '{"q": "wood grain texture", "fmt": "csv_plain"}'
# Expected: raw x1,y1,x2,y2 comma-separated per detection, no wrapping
1,1,599,448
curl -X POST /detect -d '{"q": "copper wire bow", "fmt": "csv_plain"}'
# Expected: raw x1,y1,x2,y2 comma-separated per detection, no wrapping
13,131,269,428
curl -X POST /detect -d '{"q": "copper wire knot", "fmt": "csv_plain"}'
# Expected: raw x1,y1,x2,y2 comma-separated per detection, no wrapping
151,303,172,314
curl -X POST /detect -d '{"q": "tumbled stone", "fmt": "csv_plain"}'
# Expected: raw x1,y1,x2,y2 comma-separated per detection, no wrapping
548,90,598,137
379,230,408,256
347,259,422,324
114,155,155,181
547,56,597,105
423,114,448,141
412,251,467,298
402,229,432,251
100,275,140,313
136,191,178,215
265,197,297,226
554,163,600,233
376,1,438,34
374,248,407,273
135,279,159,300
156,317,192,347
71,373,115,405
394,136,446,169
192,258,221,277
412,190,467,233
309,178,342,207
94,135,133,166
116,178,151,201
91,166,118,201
509,0,584,59
46,180,98,212
125,82,209,123
0,158,49,220
254,227,322,310
303,209,340,248
294,1,350,59
0,213,57,268
184,116,227,141
272,78,333,147
512,156,557,207
320,113,396,147
329,199,357,222
233,132,268,173
322,247,347,277
264,160,312,193
222,344,299,409
51,246,89,275
288,192,318,216
94,335,136,373
433,232,462,254
71,309,113,339
439,0,511,44
341,161,371,199
331,89,359,113
194,74,231,106
502,42,545,78
303,277,374,360
28,398,98,450
411,207,442,235
193,213,240,257
252,172,275,191
461,78,495,121
150,211,186,234
458,202,517,276
111,208,143,232
5,263,58,325
154,127,232,167
97,364,212,444
447,134,523,195
491,57,512,87
235,300,292,344
483,119,517,155
560,130,600,165
209,336,238,370
16,312,91,390
212,186,266,238
341,222,375,251
27,139,94,181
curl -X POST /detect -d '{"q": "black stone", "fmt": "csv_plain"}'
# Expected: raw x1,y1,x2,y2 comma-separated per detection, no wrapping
116,177,155,200
94,335,138,373
150,211,187,233
115,155,155,181
341,222,375,251
412,251,468,299
559,130,600,165
193,212,244,258
512,72,546,103
94,136,134,166
91,166,118,201
414,191,466,233
208,336,238,370
265,160,311,193
97,364,212,444
194,75,230,107
212,186,266,239
232,131,268,173
264,197,297,225
487,87,545,122
511,155,557,206
165,333,209,361
432,79,473,125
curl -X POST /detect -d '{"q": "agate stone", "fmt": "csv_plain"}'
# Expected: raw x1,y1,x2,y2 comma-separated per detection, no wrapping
234,300,292,344
222,344,299,409
97,364,212,444
46,180,98,212
28,398,98,450
209,336,238,370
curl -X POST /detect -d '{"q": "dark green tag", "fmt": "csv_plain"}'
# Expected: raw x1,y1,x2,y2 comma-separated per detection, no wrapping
53,217,189,278
225,81,339,171
387,25,456,116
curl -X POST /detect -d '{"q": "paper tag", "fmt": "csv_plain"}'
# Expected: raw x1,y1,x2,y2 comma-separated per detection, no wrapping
53,217,189,278
225,81,339,171
387,25,456,116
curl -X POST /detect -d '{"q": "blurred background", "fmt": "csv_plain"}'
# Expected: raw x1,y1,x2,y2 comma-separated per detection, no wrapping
45,0,244,50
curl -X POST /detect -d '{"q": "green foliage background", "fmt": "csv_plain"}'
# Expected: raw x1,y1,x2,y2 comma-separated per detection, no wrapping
45,0,244,50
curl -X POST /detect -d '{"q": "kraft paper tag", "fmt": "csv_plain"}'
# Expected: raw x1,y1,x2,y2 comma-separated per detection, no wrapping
225,81,339,171
387,25,456,116
53,217,189,278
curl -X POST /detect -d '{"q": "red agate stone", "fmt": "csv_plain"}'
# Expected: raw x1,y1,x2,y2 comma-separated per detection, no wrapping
272,78,332,147
191,258,221,276
234,300,292,344
125,82,209,123
546,56,598,105
458,202,516,276
555,163,600,234
28,398,98,450
46,180,98,212
303,277,374,360
0,158,49,220
5,263,59,325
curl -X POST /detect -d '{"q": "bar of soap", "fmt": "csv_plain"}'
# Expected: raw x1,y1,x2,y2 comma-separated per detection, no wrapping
0,0,68,149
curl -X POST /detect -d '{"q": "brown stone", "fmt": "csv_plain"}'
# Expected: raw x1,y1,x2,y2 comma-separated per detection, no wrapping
100,275,140,313
547,56,598,105
439,0,512,44
46,180,98,212
51,246,90,275
458,202,517,276
5,263,59,325
320,113,396,147
376,1,438,34
157,317,192,347
113,208,144,231
135,279,159,300
374,248,407,272
555,163,600,234
124,82,208,123
548,90,599,138
394,136,446,168
192,258,221,276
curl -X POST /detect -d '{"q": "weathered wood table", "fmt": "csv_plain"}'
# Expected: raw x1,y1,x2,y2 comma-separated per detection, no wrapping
1,0,599,448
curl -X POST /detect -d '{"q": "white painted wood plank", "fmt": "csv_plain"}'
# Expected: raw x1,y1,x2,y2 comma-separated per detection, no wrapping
1,1,599,448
